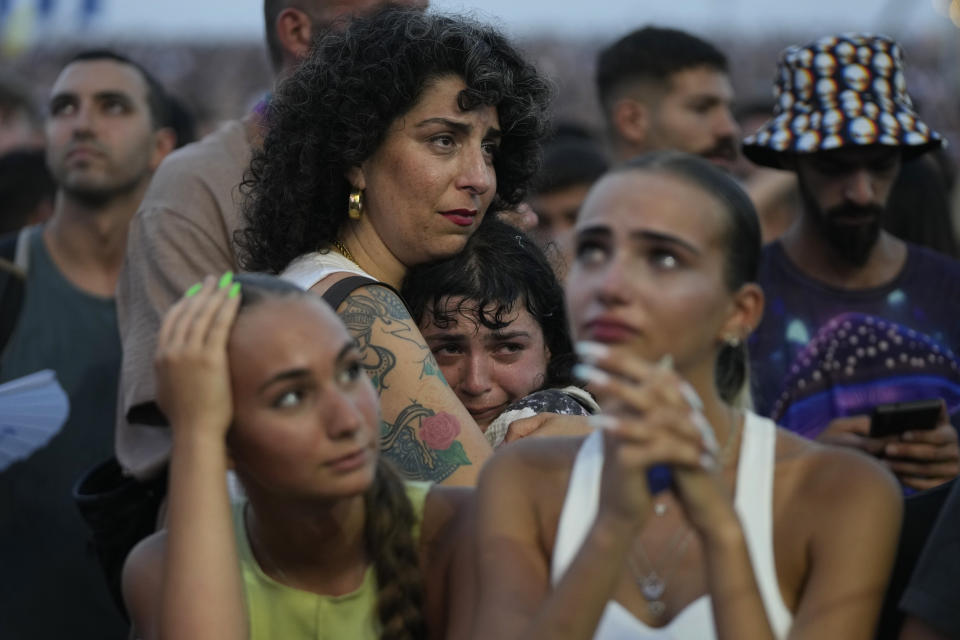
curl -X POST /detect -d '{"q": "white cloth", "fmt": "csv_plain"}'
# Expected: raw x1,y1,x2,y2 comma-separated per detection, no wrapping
550,411,793,639
281,250,371,291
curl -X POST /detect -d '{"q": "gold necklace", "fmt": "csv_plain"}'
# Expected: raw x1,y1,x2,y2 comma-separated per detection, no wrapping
630,408,742,618
331,239,357,265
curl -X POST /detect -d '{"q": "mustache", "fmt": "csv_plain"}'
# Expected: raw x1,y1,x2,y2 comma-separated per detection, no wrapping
702,137,739,161
824,203,885,221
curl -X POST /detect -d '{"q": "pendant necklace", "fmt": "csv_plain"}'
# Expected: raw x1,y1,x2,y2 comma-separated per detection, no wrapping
628,407,742,619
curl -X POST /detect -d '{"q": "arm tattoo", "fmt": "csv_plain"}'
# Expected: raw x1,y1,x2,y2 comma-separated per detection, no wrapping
381,401,471,483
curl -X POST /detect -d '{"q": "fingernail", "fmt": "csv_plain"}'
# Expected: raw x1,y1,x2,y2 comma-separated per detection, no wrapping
218,271,234,289
184,282,202,298
679,381,704,411
657,354,674,370
901,431,914,441
588,414,618,430
572,363,610,386
691,410,720,455
886,444,898,456
700,452,718,472
229,282,241,299
574,341,609,363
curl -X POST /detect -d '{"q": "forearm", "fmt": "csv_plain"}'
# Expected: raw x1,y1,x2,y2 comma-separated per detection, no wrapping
160,430,247,640
701,519,776,640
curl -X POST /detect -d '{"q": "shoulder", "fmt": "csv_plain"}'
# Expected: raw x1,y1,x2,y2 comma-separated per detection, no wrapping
122,530,168,640
478,436,583,503
774,427,901,524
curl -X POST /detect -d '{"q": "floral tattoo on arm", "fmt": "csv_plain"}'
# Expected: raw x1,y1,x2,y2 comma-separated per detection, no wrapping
338,286,469,482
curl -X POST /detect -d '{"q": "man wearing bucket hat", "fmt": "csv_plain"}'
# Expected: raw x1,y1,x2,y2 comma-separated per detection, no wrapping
744,33,960,491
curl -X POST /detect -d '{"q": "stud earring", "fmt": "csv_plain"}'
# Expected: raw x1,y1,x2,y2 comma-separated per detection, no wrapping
348,188,363,220
724,335,741,348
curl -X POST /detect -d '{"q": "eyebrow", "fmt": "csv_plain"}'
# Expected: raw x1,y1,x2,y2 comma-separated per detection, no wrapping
257,342,355,393
415,117,502,139
577,225,701,255
49,90,135,108
488,330,531,342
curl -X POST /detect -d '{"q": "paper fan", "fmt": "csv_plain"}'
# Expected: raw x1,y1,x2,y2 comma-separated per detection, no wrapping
0,369,70,472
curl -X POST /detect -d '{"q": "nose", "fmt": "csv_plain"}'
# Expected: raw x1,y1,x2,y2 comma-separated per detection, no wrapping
456,145,494,197
844,168,875,206
459,353,493,397
69,103,96,138
714,106,740,143
323,389,367,440
594,254,632,308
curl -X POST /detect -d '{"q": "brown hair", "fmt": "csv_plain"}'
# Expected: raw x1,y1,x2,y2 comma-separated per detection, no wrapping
364,460,427,640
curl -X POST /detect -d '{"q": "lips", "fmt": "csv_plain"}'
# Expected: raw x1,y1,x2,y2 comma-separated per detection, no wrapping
440,209,478,227
466,402,508,424
325,448,369,473
581,318,640,343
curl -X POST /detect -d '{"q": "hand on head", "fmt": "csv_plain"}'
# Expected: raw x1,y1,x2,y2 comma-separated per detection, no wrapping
154,272,241,440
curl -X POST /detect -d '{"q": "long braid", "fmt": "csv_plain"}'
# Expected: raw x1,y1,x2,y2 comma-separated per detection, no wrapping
364,459,427,640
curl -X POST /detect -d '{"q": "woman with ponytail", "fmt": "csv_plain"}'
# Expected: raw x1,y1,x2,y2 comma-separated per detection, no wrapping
470,153,903,639
122,273,471,640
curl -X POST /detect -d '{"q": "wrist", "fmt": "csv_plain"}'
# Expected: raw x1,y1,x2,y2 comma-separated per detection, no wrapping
171,424,229,454
697,508,745,552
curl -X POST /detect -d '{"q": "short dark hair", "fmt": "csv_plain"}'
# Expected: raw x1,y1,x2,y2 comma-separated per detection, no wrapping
533,128,608,195
616,151,759,404
65,50,171,130
239,8,552,275
0,149,55,235
596,26,728,113
403,216,576,389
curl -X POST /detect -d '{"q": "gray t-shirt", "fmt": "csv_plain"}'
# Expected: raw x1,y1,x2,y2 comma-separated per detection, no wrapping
0,226,127,639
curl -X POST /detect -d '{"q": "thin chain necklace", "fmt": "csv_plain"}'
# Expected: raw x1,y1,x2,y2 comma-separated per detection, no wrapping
332,239,357,265
629,407,742,619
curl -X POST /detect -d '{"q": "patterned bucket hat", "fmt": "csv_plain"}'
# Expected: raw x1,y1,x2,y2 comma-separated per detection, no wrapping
743,33,943,168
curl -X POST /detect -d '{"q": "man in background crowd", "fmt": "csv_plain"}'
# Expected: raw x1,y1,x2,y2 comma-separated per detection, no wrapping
0,50,175,639
595,25,740,170
744,33,960,491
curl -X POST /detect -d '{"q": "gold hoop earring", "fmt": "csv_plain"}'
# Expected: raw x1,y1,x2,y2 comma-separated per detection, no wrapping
348,189,363,220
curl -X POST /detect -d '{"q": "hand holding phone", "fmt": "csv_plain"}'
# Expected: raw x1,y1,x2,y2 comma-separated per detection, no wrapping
869,399,942,439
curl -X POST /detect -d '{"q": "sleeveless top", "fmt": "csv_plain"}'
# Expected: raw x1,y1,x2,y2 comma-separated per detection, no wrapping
232,481,431,640
282,250,372,291
550,412,793,639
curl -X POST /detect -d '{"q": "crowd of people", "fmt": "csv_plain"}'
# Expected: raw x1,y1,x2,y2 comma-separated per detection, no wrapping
1,2,959,639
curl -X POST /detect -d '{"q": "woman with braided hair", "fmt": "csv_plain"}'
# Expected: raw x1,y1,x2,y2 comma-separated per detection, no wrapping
122,274,472,640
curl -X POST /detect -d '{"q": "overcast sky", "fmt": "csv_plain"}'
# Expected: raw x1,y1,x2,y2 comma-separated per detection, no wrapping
10,0,957,41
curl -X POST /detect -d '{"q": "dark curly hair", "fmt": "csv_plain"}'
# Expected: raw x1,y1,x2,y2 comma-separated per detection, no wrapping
239,8,552,275
234,273,427,639
402,216,576,389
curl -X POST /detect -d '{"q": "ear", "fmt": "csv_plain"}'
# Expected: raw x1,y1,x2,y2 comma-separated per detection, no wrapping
275,8,314,64
345,165,366,191
149,127,177,171
719,282,765,346
611,97,649,148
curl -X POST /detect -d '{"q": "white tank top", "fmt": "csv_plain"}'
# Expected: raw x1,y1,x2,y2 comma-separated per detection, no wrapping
281,250,372,291
550,411,793,639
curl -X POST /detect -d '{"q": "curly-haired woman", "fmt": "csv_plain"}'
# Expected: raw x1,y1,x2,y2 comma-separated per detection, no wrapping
123,274,475,640
239,8,552,486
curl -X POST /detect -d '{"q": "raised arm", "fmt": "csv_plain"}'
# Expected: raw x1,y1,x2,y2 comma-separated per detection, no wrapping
322,281,492,485
123,275,247,640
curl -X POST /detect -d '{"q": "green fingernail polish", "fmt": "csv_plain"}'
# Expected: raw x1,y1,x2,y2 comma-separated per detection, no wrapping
229,282,241,299
218,271,234,289
184,283,202,298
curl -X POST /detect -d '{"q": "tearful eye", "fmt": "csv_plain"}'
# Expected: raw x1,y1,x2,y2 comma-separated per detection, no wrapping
274,390,303,409
652,252,679,270
575,241,608,265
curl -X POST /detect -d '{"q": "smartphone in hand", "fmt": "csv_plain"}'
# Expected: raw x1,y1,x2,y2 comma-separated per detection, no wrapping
869,399,941,439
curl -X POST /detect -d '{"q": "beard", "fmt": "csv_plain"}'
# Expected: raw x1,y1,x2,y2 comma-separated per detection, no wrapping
799,183,883,267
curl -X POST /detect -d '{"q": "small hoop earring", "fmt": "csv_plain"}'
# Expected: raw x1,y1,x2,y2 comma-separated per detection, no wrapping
348,189,363,220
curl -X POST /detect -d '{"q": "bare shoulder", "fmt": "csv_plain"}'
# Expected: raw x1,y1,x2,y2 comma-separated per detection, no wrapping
122,530,168,640
480,436,585,491
774,428,901,518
